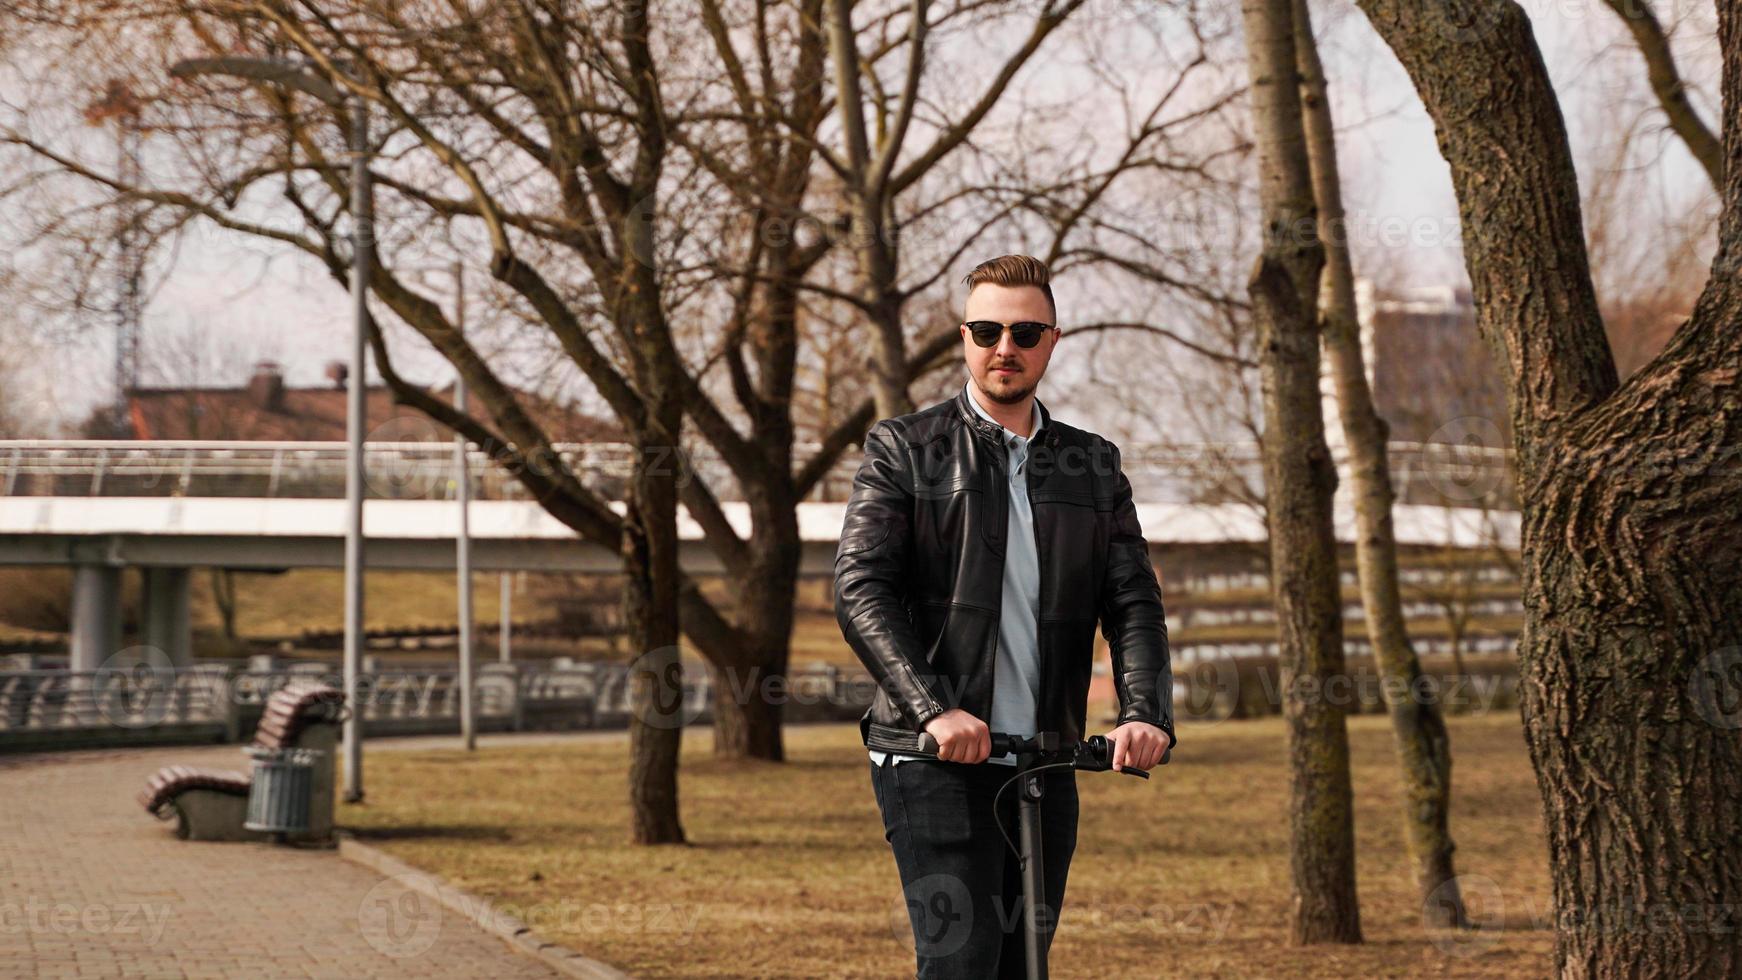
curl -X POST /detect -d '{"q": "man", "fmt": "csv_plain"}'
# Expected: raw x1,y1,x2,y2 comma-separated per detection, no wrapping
834,254,1175,978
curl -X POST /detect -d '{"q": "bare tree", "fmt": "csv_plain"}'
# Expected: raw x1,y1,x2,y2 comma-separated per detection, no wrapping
1291,0,1464,930
675,0,1247,756
1576,53,1720,380
1598,0,1723,189
1241,0,1361,945
821,0,1088,419
2,3,1246,851
1353,1,1742,973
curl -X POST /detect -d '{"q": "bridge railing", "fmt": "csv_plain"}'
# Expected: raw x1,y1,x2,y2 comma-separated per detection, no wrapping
0,661,862,753
0,438,1517,506
0,666,232,734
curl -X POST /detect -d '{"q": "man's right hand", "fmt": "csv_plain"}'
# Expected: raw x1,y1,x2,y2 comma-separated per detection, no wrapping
923,708,991,763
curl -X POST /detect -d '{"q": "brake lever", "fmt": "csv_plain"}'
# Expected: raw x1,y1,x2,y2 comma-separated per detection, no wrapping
1075,735,1152,778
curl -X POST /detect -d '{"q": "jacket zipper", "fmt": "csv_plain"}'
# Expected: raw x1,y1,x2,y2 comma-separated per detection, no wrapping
985,431,1005,726
1029,431,1047,738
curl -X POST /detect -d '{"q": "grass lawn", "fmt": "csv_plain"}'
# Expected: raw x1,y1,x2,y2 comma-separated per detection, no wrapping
340,712,1553,978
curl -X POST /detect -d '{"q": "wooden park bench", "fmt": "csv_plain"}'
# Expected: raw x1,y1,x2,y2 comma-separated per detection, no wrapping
139,681,346,843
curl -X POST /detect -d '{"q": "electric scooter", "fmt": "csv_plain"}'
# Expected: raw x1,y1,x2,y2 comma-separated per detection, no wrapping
908,729,1167,980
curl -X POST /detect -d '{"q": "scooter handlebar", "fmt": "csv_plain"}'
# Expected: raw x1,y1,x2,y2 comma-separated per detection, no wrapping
914,730,1161,777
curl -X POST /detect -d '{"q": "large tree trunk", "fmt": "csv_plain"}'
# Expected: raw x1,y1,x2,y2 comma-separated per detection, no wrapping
1241,0,1363,945
699,227,810,761
1290,0,1465,930
709,501,801,761
1353,2,1742,974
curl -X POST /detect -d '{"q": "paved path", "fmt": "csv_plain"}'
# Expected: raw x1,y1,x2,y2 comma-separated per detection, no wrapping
0,742,566,979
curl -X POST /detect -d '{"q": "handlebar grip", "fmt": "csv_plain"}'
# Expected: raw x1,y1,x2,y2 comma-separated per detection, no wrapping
915,730,1018,758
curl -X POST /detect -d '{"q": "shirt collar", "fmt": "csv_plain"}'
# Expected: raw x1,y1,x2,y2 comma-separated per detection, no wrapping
963,380,1043,447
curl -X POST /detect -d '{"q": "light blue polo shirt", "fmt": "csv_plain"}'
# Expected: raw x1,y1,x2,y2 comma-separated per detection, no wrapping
869,380,1043,767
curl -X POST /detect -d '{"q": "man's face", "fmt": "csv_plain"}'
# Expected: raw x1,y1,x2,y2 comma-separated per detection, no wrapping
960,283,1059,405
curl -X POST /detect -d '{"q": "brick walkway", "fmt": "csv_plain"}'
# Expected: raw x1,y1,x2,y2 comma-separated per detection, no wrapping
0,743,563,979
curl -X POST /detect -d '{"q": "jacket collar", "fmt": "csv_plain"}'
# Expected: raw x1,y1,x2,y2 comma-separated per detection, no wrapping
955,381,1056,448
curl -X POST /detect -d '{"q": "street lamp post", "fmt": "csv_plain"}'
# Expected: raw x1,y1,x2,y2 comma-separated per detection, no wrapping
453,261,476,752
170,56,373,802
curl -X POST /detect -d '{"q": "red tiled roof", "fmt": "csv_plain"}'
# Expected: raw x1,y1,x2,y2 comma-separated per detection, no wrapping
125,377,621,444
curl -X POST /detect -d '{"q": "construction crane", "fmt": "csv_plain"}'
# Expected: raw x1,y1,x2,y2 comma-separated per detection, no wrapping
82,78,145,438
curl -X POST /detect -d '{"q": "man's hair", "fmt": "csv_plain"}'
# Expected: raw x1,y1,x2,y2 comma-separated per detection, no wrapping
962,254,1056,322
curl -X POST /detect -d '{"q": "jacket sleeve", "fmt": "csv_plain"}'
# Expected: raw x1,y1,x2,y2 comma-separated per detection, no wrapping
1097,441,1177,751
833,421,947,730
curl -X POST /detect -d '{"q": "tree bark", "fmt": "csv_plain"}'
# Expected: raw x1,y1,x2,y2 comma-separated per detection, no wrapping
1290,0,1465,930
624,455,685,845
1354,1,1742,974
708,479,802,761
823,0,912,420
1241,0,1363,945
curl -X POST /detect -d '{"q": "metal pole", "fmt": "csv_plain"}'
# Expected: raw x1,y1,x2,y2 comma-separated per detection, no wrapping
341,91,372,803
454,261,476,752
499,572,512,664
1018,767,1048,980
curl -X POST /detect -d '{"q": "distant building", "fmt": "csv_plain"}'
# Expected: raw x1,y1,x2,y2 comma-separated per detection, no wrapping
1323,280,1511,449
108,360,619,444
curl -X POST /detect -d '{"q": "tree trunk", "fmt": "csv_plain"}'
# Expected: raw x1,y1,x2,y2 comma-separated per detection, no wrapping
822,0,911,421
1241,0,1363,945
1352,2,1742,973
709,528,798,761
625,422,685,846
210,568,237,641
862,283,912,421
1446,612,1468,679
1291,0,1465,930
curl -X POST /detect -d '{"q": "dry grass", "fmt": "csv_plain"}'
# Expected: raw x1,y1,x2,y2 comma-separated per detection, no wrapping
341,712,1554,978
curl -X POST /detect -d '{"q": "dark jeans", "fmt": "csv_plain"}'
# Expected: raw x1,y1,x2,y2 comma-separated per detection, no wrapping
869,758,1079,979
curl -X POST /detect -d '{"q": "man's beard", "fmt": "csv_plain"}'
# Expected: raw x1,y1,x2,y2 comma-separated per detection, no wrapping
974,367,1038,405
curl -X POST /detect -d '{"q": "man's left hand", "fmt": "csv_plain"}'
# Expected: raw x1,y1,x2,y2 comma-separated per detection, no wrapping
1107,721,1171,772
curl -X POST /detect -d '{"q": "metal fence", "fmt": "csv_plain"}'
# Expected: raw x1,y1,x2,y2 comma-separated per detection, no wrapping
0,660,868,753
0,438,1517,506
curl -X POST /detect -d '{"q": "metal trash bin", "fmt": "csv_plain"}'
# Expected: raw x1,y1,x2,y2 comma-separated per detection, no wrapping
243,745,322,834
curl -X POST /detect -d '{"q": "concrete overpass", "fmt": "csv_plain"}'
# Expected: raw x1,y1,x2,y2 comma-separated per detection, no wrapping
0,439,1518,673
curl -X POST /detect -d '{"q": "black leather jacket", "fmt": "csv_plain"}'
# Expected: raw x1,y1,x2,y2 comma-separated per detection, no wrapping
833,385,1176,755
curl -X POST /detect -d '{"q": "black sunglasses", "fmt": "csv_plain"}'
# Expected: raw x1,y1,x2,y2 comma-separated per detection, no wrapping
964,320,1054,349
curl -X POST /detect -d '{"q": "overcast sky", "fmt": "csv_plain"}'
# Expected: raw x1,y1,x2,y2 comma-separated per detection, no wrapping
2,1,1721,438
